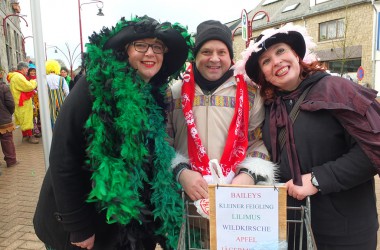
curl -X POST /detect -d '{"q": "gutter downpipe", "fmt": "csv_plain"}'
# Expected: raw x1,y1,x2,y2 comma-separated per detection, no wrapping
372,0,379,93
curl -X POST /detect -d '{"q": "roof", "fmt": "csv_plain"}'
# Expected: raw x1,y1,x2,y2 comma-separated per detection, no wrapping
228,0,371,34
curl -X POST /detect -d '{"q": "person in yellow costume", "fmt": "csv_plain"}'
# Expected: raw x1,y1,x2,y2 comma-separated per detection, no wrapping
8,61,39,144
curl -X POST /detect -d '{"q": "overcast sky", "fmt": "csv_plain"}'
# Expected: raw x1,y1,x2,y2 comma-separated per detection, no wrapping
19,0,259,70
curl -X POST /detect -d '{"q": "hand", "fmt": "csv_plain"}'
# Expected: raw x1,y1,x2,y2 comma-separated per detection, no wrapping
285,173,318,200
71,234,95,249
179,169,208,201
231,173,254,185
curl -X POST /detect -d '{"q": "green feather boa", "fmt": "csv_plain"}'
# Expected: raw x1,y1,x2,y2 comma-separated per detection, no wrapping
83,16,194,248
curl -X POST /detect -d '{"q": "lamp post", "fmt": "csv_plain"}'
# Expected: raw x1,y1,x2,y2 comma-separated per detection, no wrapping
45,43,81,79
45,43,58,61
2,14,28,39
78,0,104,64
232,9,270,48
22,35,33,55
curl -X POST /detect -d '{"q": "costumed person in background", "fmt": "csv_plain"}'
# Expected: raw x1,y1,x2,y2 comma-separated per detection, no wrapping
27,64,42,138
166,20,276,248
28,62,37,75
0,67,19,168
8,61,39,144
45,60,69,129
60,66,75,91
33,15,193,250
235,23,380,249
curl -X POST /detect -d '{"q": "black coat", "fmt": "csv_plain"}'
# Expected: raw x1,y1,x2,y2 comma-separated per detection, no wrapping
33,78,120,249
0,82,14,125
262,75,379,248
33,78,165,250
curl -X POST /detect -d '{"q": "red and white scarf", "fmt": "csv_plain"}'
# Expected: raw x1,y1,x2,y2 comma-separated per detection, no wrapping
181,64,249,177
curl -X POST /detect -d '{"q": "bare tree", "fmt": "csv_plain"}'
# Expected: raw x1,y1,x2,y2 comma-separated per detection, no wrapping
329,2,360,77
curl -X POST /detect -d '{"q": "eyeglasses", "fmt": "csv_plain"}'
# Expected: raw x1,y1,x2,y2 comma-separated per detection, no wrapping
131,41,167,54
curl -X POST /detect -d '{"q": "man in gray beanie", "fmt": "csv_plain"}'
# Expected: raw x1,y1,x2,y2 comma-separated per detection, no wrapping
166,20,276,247
193,20,234,59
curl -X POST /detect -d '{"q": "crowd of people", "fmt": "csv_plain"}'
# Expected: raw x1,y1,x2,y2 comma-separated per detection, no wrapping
0,58,83,173
0,12,378,250
2,59,83,141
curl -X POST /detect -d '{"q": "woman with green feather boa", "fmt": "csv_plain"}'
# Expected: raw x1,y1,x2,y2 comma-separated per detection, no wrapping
33,15,193,250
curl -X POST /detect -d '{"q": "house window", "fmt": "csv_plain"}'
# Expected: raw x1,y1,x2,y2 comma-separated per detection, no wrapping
316,0,331,4
14,31,19,49
6,45,12,70
262,0,280,6
1,0,6,10
282,3,300,13
319,19,345,41
6,23,11,44
253,13,266,21
15,31,21,63
6,23,13,69
325,58,361,74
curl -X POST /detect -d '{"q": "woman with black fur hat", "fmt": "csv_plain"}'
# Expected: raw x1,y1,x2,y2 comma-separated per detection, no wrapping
33,15,193,250
235,23,380,249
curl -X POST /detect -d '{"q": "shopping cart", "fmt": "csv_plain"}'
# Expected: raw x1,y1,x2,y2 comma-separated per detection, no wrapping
177,196,317,250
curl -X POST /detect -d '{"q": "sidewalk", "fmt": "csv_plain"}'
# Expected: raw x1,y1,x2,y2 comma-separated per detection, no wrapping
0,128,45,250
0,127,379,249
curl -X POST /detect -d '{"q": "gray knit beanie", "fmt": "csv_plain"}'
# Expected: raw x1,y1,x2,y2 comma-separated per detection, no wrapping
194,20,233,59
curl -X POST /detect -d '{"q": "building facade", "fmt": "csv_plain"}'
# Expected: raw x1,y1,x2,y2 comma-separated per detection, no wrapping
0,0,27,73
228,0,379,92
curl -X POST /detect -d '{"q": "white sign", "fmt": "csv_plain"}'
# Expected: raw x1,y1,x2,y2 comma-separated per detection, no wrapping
241,10,248,41
215,186,279,249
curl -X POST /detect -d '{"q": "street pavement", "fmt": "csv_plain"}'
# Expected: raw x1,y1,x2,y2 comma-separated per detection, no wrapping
0,128,45,250
0,127,379,249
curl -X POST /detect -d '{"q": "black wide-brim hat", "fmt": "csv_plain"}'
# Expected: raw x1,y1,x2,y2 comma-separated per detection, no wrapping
245,31,306,83
103,16,189,77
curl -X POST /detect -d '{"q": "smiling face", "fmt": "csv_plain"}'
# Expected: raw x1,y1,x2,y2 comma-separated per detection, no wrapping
29,69,36,76
258,43,302,91
195,40,232,81
126,38,165,82
60,69,68,78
